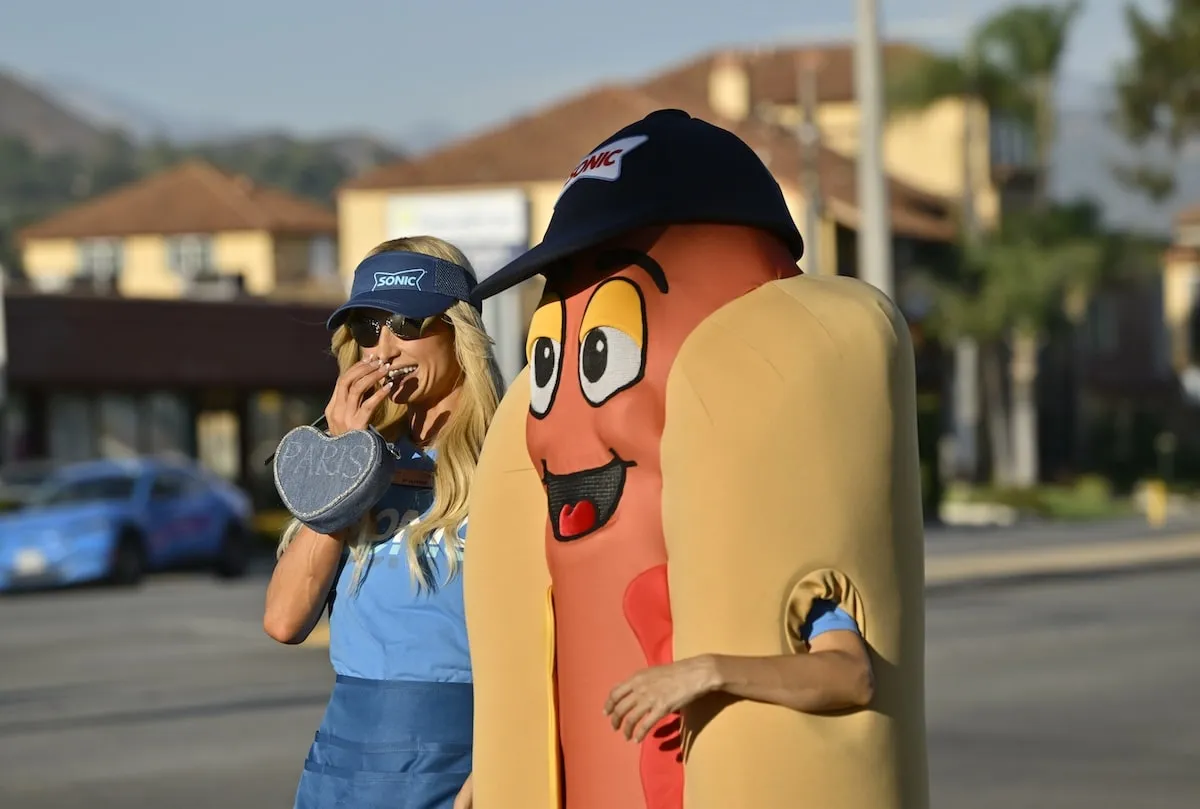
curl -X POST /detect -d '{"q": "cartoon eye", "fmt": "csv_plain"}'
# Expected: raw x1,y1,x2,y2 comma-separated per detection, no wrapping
579,326,643,405
529,335,562,416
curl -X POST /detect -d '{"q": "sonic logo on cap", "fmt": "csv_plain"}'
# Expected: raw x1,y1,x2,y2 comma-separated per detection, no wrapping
558,135,648,199
372,269,426,292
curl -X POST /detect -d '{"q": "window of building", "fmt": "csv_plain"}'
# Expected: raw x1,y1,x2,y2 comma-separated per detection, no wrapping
1,392,32,465
309,236,337,278
79,239,124,282
145,393,192,456
196,410,240,481
989,115,1036,170
1088,295,1120,355
98,394,141,458
47,395,98,463
167,234,215,278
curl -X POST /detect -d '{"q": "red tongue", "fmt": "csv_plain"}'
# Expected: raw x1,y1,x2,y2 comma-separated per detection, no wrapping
558,500,598,537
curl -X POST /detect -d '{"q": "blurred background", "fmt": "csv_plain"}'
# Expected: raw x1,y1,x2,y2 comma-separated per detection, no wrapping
1,0,1199,806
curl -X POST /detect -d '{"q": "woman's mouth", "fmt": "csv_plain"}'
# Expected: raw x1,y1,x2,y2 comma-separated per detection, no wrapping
383,365,418,397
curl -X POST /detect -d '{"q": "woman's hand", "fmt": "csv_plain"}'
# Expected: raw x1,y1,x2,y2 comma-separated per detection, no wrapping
605,656,721,743
453,772,473,809
324,358,393,435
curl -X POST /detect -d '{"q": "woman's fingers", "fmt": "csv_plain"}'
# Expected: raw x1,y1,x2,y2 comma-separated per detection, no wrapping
355,379,394,425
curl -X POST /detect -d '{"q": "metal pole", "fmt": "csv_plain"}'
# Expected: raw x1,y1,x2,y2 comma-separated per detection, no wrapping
953,2,981,481
854,0,893,298
0,267,8,466
798,53,823,275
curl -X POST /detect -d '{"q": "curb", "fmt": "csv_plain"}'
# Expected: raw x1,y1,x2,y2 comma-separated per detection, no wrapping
925,533,1200,594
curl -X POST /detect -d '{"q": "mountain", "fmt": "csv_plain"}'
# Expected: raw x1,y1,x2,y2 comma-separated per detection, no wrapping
35,73,233,143
0,69,107,154
34,72,433,156
195,130,404,175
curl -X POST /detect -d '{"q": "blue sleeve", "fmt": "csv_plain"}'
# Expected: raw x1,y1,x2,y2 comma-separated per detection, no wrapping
800,599,860,643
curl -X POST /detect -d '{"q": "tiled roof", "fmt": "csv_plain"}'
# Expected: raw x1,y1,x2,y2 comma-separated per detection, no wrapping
342,86,671,190
1176,203,1200,227
344,74,954,241
641,42,929,109
20,159,337,241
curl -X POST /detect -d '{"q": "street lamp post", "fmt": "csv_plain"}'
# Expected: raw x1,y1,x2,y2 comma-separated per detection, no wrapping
797,53,823,276
854,0,894,298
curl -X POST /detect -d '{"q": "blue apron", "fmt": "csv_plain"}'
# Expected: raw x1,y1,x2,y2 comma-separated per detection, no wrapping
295,442,473,809
295,677,472,809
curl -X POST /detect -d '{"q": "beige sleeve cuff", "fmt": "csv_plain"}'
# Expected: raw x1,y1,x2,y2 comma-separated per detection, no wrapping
782,568,867,653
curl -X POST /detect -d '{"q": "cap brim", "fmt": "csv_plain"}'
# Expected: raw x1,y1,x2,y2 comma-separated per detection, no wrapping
475,210,658,299
326,293,459,330
475,208,804,299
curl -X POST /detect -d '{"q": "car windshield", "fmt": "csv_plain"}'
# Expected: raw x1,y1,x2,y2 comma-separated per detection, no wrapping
33,474,138,507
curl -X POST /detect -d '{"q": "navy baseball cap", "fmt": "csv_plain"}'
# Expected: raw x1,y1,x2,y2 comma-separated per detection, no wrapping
475,108,804,298
327,251,481,330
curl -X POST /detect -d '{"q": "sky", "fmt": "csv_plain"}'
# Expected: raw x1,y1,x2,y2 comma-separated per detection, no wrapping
0,0,1168,148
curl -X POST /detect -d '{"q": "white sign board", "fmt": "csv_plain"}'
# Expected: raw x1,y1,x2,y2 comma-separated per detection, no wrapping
387,190,528,278
386,190,531,387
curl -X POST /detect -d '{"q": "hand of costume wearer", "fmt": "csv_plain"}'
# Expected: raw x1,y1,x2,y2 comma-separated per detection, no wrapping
605,656,717,743
452,772,473,809
324,357,393,435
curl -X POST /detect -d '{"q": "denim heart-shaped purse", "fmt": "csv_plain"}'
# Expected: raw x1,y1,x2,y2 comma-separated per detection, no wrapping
270,422,399,535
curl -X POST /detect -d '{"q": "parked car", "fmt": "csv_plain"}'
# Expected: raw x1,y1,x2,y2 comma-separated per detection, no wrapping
0,460,57,514
0,457,254,592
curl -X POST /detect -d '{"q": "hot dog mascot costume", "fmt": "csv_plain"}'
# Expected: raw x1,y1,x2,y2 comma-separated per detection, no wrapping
464,109,929,809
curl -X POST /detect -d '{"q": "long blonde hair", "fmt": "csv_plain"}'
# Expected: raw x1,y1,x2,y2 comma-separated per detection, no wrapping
277,236,503,592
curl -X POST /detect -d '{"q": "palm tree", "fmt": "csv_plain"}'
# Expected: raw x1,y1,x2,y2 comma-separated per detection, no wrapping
888,1,1084,487
974,1,1083,206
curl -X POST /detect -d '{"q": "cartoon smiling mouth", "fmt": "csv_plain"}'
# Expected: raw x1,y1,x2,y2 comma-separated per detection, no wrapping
541,452,636,542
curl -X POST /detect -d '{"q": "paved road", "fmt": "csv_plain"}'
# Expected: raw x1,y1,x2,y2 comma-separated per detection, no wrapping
926,567,1200,808
1,567,1198,808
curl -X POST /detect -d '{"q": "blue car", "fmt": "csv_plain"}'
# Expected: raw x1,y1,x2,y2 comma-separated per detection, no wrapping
0,457,254,591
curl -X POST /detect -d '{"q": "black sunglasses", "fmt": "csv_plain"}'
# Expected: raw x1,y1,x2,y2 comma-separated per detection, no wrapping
347,311,451,348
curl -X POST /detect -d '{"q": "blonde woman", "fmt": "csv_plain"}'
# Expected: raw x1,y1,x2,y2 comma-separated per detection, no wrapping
264,237,501,809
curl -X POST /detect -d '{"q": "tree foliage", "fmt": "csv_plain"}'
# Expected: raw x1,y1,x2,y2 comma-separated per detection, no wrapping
919,200,1109,344
888,0,1082,139
1112,0,1200,198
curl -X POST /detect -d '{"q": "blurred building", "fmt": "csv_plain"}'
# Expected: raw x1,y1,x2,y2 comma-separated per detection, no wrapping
6,161,345,504
19,159,341,301
335,43,1022,385
1165,204,1200,375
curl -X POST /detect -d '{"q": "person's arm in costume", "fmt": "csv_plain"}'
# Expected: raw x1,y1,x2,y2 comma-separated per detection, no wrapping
605,599,874,741
709,600,874,712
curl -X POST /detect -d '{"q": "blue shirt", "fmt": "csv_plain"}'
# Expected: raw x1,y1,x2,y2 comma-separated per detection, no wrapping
327,442,472,684
804,599,860,643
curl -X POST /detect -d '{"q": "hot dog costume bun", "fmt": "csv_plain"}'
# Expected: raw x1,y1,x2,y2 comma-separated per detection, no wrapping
462,368,560,807
664,274,928,809
465,109,928,809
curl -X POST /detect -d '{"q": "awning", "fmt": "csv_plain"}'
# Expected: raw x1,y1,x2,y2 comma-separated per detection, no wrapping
3,292,338,390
